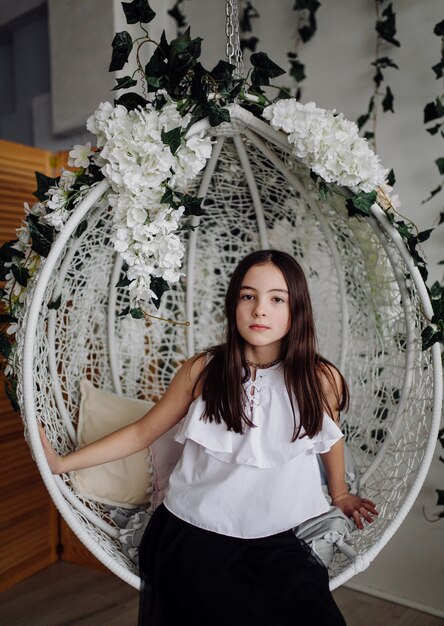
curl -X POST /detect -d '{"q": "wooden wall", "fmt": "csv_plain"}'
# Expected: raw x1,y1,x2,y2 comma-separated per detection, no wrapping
0,140,58,591
0,141,103,591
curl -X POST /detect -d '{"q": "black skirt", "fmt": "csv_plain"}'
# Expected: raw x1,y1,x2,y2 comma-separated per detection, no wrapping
138,504,346,626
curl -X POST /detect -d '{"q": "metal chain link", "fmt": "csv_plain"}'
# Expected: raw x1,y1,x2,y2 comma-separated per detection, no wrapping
225,0,244,78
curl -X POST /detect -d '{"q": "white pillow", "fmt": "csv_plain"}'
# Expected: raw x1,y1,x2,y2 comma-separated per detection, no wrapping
71,380,154,508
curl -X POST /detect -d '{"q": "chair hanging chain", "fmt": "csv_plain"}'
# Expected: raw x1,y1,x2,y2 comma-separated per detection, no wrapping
225,0,244,78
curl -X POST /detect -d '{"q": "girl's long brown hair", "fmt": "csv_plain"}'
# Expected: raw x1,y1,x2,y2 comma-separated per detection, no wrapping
195,250,349,440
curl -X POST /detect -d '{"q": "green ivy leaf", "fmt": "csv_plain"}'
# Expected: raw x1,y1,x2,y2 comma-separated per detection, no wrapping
437,489,444,506
373,56,399,70
48,295,62,310
376,3,401,47
130,307,145,319
33,172,60,202
382,86,394,113
144,45,169,93
426,123,442,135
357,114,369,130
114,92,148,111
433,19,444,37
5,378,19,412
430,281,442,298
168,2,187,29
0,333,11,359
417,228,434,243
210,59,235,83
161,186,174,205
422,184,442,204
150,277,170,308
288,56,306,83
240,37,259,53
208,104,230,127
435,157,444,175
122,0,155,24
161,127,183,155
432,60,444,80
0,313,18,324
111,75,138,91
250,52,285,87
0,240,25,262
318,181,329,200
169,28,202,93
74,220,88,238
373,66,384,88
394,220,411,239
294,0,320,43
109,31,133,72
439,212,444,225
346,190,377,218
118,305,130,317
115,275,131,288
421,325,441,350
431,291,444,322
27,214,54,257
11,264,30,287
387,168,396,187
180,194,205,216
240,1,260,32
293,0,321,11
424,98,444,123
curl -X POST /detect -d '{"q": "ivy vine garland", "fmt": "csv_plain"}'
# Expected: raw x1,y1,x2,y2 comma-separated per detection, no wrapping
0,0,443,414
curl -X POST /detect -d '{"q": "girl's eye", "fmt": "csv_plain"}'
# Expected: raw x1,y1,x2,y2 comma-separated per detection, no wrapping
273,297,285,303
240,293,254,301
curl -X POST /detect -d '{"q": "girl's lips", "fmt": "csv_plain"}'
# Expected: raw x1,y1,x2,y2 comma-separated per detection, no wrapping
249,324,270,330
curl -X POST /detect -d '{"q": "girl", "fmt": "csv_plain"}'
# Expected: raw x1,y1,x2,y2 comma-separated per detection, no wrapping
41,249,378,626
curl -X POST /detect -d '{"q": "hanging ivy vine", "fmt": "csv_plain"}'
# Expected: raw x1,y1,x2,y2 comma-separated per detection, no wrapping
168,0,188,34
357,0,400,146
423,19,444,210
239,0,260,54
282,0,321,100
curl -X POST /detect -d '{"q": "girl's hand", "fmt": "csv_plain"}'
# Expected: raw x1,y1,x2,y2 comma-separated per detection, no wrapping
39,425,65,475
332,493,379,530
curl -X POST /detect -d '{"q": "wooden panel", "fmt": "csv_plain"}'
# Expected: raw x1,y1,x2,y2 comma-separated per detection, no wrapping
0,141,105,589
59,522,108,573
0,140,57,591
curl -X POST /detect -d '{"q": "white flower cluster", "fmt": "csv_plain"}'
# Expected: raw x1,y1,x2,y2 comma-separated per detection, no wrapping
86,98,212,306
263,100,387,193
3,201,44,317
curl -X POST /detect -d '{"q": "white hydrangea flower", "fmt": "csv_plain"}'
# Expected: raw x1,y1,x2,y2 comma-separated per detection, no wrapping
44,209,70,231
59,169,77,191
68,142,93,169
87,98,213,308
263,99,387,193
46,187,67,211
24,201,46,217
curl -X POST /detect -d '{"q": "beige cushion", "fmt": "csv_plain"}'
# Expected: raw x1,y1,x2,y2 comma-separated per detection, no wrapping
71,380,154,508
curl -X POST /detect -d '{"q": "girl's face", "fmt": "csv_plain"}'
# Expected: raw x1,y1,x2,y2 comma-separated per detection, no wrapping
236,263,291,358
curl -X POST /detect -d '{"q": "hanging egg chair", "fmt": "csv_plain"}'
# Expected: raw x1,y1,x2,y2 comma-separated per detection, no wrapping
17,103,442,590
14,3,442,592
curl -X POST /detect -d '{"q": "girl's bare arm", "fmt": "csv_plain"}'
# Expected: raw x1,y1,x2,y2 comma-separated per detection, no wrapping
40,355,205,475
319,365,378,529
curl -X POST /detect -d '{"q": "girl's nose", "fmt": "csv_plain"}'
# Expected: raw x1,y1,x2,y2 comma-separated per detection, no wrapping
253,302,266,317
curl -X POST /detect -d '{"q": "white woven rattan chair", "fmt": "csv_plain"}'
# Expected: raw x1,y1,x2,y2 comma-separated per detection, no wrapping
18,105,442,589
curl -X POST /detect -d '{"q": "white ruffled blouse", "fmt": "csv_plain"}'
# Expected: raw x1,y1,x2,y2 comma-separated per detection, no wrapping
163,362,343,538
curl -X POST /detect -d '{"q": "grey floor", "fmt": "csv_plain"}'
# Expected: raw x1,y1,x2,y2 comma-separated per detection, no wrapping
0,562,442,626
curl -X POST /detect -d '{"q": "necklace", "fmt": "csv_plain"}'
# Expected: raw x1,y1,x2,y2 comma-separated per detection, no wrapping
245,358,281,370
